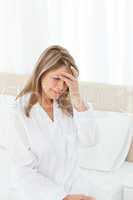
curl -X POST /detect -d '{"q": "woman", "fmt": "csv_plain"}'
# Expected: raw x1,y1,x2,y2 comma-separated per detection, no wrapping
8,45,105,200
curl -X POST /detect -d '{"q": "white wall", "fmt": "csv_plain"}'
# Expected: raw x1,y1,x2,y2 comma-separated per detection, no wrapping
0,0,133,85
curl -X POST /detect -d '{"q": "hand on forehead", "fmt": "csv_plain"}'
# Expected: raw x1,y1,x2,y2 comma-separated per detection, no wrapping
52,66,78,78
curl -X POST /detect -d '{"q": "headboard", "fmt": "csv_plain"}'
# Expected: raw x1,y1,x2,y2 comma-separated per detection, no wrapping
0,72,133,162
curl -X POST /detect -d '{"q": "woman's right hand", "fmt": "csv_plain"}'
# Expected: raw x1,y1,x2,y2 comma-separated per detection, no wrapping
63,194,96,200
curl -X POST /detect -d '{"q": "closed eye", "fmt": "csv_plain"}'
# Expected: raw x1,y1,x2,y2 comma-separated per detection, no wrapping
53,77,60,80
53,78,60,80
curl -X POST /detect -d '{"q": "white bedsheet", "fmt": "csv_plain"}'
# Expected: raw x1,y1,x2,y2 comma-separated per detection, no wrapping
78,161,133,200
1,159,133,200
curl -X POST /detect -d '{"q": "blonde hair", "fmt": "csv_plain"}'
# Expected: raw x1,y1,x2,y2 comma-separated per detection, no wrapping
16,45,79,118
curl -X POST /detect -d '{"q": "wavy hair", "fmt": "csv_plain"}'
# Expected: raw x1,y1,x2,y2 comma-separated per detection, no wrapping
16,45,79,118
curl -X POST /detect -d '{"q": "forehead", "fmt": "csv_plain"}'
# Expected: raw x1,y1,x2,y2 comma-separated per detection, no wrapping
48,66,72,75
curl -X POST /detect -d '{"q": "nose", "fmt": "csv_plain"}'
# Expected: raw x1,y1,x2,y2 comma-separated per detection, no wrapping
57,80,65,91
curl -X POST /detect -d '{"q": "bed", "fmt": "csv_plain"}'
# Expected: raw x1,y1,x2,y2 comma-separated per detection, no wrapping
0,72,133,200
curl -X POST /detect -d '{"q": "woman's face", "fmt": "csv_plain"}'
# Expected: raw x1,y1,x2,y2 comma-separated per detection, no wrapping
41,66,72,100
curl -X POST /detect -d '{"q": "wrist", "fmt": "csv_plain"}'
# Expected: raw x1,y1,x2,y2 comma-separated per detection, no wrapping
73,99,88,112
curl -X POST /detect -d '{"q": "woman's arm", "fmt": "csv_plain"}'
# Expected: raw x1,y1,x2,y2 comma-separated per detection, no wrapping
72,100,99,147
7,107,68,200
58,68,98,147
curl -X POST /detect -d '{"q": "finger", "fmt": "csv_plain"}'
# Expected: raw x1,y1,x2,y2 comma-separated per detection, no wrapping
59,75,72,86
59,72,75,81
70,66,79,78
79,194,89,200
85,196,96,200
77,194,96,200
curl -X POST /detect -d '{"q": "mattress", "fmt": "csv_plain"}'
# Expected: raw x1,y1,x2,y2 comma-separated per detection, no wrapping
1,158,133,200
78,161,133,200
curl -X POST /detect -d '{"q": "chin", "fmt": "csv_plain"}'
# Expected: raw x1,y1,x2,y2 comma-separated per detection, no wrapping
48,94,59,100
53,94,60,99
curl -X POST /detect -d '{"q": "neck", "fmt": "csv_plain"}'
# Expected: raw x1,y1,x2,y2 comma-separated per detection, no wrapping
39,93,53,107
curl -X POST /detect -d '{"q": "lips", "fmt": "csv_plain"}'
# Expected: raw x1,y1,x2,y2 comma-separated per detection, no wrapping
53,90,62,95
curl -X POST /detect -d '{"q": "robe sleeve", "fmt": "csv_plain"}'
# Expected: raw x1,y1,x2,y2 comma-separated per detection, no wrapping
7,106,68,200
73,101,99,147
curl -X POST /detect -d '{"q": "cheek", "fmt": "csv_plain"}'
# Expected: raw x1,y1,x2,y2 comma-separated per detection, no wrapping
41,79,55,92
49,80,57,89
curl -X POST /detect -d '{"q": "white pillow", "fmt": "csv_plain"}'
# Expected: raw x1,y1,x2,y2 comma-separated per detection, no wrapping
78,110,133,172
0,95,16,149
0,148,12,200
0,95,17,199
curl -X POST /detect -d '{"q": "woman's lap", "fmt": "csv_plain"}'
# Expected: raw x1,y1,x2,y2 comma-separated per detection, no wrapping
70,168,110,200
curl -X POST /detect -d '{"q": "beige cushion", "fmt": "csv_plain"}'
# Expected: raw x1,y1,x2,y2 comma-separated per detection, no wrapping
0,72,133,162
127,137,133,161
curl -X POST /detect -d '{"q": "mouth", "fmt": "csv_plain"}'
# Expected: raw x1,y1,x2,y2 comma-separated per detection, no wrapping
53,90,62,95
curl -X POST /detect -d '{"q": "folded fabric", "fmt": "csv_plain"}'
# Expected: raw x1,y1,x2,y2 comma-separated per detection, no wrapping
0,95,16,149
78,111,133,172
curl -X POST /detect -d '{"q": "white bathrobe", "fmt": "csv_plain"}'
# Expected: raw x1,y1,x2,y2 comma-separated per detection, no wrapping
7,94,106,200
